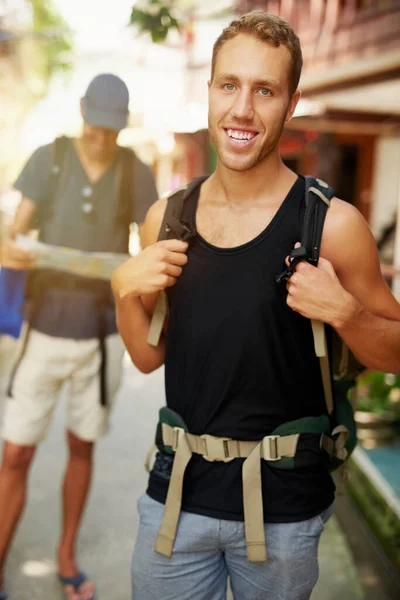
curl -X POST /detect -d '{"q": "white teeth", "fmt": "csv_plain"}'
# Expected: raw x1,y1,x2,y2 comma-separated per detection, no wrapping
227,129,256,141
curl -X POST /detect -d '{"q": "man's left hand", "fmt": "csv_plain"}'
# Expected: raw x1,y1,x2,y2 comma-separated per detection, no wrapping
285,249,356,328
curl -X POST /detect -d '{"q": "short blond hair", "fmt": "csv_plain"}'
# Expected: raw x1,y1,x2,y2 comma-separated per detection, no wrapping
211,11,303,96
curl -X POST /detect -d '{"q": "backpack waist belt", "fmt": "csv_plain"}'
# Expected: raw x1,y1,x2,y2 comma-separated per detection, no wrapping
154,423,336,564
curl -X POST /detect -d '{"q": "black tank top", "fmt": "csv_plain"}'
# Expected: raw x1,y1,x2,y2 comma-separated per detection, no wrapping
147,176,335,522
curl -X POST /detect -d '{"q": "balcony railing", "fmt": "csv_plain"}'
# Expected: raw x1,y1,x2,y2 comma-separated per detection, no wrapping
237,0,400,74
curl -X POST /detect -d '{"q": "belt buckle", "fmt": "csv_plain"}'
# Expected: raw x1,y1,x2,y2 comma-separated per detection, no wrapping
200,434,234,463
262,435,280,461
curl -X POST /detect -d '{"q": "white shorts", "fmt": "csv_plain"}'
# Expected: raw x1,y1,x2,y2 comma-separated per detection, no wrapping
1,327,125,445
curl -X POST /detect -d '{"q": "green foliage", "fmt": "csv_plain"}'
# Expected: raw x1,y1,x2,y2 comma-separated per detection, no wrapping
356,371,400,417
29,0,73,80
129,0,180,43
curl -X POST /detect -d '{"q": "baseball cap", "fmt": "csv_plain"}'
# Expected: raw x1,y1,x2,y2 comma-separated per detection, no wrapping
81,73,129,131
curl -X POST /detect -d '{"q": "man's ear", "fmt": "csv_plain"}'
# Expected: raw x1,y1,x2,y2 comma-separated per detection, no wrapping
286,89,301,123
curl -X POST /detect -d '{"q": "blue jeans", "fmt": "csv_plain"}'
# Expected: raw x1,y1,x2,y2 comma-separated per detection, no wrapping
131,494,333,600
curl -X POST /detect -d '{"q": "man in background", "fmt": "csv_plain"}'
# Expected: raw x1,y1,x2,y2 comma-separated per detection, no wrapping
0,73,157,600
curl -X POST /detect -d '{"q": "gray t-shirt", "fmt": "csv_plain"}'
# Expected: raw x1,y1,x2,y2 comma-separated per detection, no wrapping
14,140,158,339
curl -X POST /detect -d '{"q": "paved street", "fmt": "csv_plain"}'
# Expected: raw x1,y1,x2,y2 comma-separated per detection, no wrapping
0,346,363,599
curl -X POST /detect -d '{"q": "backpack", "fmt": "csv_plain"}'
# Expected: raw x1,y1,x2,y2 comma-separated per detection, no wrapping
147,175,364,471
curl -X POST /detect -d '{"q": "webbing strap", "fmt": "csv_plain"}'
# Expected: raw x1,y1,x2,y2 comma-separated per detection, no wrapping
308,186,331,207
144,443,157,473
155,425,299,562
311,320,333,415
147,291,168,347
154,429,192,557
311,320,326,357
320,356,334,415
242,443,267,562
7,322,31,398
331,425,349,461
161,424,299,461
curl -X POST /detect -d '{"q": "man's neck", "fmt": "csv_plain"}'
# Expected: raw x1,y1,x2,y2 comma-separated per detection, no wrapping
75,137,117,169
74,137,117,183
209,154,296,206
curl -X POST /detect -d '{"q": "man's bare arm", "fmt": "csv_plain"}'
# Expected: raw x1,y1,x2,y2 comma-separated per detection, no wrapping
112,198,188,373
9,196,37,237
287,199,400,374
1,196,36,268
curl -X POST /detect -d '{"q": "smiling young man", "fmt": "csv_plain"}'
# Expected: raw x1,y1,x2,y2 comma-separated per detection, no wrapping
112,12,400,600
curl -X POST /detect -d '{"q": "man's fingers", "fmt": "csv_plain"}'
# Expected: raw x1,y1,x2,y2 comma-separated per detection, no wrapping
317,257,335,274
285,241,301,267
2,255,34,269
164,275,177,288
164,263,182,278
165,250,188,266
2,241,34,265
159,239,189,253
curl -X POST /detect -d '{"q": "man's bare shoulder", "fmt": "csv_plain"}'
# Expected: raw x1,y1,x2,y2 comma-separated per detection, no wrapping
323,197,370,239
141,197,168,247
321,197,377,272
146,196,168,227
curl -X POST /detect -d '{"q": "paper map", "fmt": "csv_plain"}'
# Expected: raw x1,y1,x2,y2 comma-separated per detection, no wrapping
16,235,129,281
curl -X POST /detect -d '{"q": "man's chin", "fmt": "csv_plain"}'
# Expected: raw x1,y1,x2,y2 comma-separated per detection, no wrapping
219,153,259,173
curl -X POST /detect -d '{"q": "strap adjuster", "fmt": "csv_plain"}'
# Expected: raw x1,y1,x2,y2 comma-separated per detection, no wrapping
262,435,280,461
200,434,234,463
171,426,185,452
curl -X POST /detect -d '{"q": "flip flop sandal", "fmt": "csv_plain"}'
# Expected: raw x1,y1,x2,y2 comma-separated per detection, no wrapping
58,571,96,599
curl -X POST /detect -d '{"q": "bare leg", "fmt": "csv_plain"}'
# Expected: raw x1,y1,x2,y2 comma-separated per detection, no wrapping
57,430,95,600
0,442,36,590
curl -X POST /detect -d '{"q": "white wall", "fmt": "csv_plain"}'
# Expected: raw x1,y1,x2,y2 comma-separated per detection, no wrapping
393,165,400,299
370,135,400,299
370,135,400,239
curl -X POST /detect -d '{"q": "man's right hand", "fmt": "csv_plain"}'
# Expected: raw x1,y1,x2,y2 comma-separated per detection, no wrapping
1,238,35,270
112,239,189,299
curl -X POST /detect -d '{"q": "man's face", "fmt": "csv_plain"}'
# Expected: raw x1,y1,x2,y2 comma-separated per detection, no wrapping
208,34,300,172
81,123,119,162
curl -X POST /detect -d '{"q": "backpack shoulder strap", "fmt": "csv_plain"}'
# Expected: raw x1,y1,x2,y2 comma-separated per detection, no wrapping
302,176,334,264
303,176,335,416
157,175,208,242
38,136,71,229
276,176,334,283
52,135,70,173
114,146,136,245
147,175,208,347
